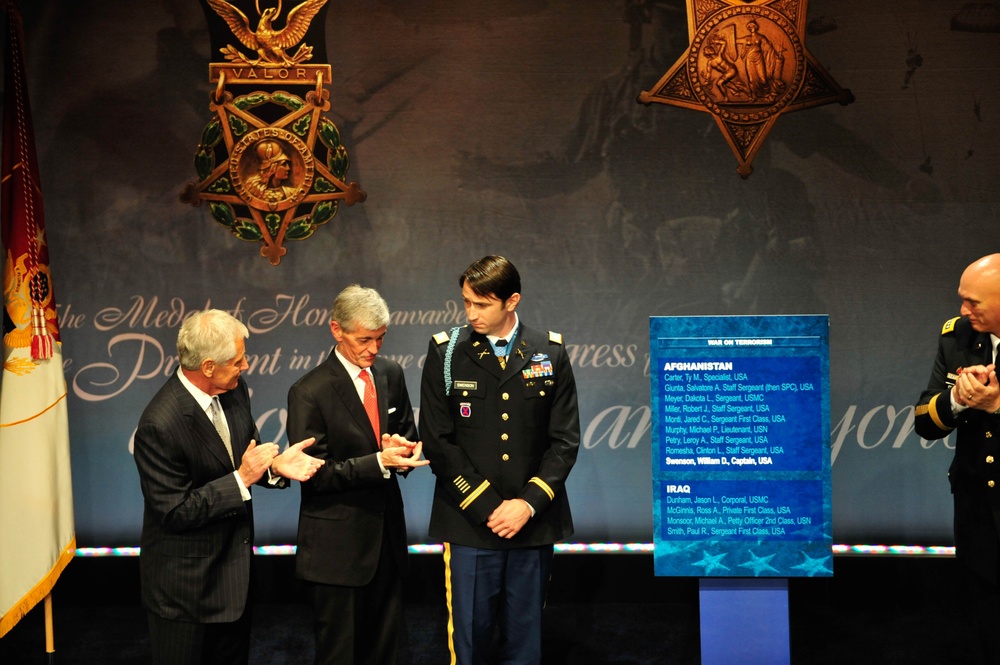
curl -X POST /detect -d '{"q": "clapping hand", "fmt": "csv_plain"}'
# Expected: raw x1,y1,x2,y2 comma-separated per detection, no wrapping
953,364,999,411
270,437,324,482
379,434,430,470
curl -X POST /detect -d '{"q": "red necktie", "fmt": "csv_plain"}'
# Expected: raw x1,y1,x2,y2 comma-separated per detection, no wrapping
359,370,380,447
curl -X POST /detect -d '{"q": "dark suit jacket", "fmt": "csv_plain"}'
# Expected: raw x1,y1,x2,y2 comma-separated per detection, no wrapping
288,352,417,587
914,316,1000,584
133,373,273,623
419,323,580,550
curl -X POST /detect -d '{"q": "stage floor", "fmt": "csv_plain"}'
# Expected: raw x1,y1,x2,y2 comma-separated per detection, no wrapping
1,553,974,665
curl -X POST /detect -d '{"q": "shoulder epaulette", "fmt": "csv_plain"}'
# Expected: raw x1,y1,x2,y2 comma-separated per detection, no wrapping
433,331,450,345
548,331,563,345
941,317,960,335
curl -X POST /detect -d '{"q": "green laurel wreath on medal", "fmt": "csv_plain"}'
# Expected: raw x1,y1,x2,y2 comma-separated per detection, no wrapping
191,91,350,247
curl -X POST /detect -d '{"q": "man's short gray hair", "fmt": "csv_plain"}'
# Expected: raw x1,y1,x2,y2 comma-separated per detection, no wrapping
177,309,249,370
330,285,390,332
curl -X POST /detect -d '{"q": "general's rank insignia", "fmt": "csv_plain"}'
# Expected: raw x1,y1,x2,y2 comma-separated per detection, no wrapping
638,0,853,178
182,0,365,265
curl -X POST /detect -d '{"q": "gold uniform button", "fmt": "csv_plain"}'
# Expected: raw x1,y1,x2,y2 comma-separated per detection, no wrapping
502,454,510,461
990,480,996,488
502,392,510,400
539,390,546,397
462,391,469,397
988,456,996,464
502,413,509,421
501,433,509,441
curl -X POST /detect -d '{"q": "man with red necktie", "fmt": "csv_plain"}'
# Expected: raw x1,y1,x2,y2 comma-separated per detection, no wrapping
288,285,428,665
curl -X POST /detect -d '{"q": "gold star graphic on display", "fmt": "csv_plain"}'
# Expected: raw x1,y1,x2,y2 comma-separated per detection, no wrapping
638,0,853,178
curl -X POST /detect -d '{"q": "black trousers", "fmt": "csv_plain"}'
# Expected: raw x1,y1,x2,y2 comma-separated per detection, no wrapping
147,606,251,665
307,532,403,665
958,564,1000,665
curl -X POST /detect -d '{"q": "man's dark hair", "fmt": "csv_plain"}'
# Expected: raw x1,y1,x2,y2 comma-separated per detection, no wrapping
459,255,521,302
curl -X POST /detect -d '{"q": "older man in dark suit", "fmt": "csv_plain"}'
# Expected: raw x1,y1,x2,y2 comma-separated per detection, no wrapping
288,285,428,665
134,309,322,665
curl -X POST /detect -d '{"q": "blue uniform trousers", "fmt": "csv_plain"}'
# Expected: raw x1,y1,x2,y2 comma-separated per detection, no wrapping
444,543,554,665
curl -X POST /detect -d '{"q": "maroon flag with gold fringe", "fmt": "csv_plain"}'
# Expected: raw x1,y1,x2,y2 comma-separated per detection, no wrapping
0,0,75,639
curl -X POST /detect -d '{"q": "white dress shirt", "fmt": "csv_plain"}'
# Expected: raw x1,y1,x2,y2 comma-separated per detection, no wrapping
177,370,251,501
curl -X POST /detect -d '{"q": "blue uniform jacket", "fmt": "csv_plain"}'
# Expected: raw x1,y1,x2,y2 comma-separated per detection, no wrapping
419,323,580,550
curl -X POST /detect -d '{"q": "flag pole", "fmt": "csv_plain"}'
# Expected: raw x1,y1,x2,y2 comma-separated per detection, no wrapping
44,592,55,663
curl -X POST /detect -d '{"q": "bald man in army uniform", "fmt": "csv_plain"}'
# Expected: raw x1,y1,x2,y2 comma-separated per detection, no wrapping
419,255,580,665
914,253,1000,664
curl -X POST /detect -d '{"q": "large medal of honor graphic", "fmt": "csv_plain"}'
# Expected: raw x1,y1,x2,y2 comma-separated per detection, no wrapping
182,0,365,265
639,0,853,178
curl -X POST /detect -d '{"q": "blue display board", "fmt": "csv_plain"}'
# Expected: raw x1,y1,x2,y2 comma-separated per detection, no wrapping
650,316,832,577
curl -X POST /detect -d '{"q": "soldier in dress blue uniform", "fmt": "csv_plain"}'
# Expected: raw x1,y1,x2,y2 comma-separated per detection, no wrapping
419,255,581,665
914,253,1000,664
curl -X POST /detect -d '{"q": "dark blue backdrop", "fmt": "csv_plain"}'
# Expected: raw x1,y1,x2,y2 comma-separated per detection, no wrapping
3,0,995,547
